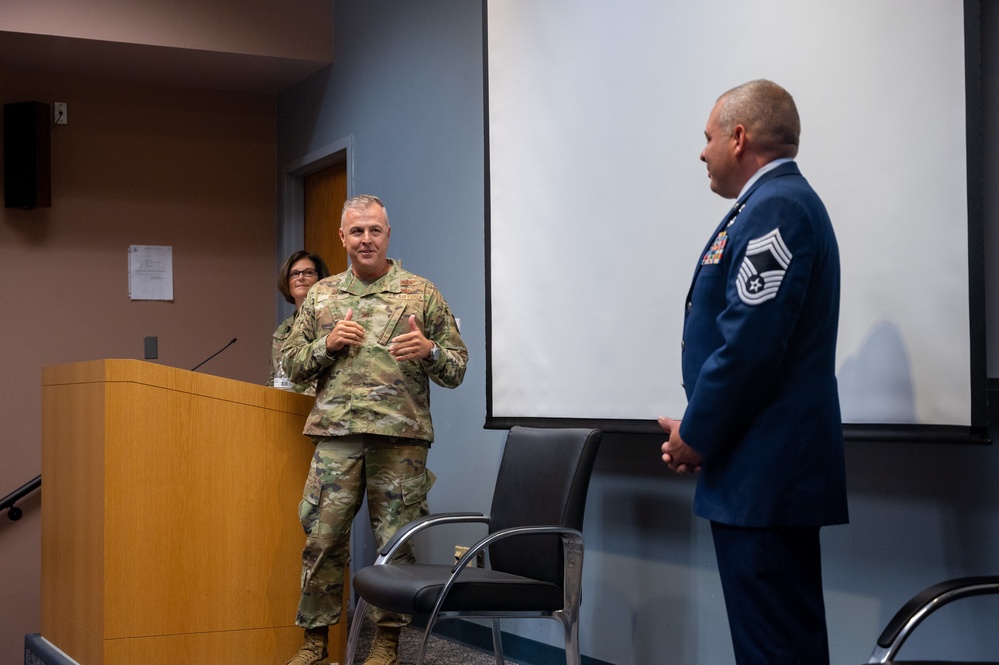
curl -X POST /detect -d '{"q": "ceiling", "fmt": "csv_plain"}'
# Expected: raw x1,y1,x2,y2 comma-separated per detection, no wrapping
0,29,332,95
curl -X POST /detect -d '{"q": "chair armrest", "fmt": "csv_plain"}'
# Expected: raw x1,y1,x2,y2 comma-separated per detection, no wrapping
867,575,999,663
451,525,583,573
375,512,487,563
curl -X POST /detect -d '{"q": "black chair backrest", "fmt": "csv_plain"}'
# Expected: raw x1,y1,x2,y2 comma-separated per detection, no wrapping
487,426,602,586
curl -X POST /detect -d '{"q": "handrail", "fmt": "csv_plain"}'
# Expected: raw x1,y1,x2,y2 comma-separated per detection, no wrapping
1,475,41,521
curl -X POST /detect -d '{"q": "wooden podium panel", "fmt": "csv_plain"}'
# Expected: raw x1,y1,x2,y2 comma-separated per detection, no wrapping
41,360,347,665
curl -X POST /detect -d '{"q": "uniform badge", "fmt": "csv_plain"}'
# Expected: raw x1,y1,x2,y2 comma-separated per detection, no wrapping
736,228,792,305
702,230,728,265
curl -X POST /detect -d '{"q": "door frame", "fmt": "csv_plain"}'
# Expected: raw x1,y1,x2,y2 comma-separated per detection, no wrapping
277,136,352,319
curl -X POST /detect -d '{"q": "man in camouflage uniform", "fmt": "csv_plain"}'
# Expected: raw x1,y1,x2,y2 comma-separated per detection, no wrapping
281,194,468,665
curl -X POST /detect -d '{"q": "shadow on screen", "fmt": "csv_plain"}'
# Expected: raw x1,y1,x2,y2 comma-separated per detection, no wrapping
838,319,916,423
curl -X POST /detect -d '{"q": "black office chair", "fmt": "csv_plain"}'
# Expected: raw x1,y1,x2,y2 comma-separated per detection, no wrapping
865,576,999,664
344,426,602,665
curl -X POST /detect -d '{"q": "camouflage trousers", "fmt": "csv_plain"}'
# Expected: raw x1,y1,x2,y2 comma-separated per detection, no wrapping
295,434,434,630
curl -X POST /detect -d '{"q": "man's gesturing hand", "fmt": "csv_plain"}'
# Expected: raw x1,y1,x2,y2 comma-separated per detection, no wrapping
325,308,366,353
389,315,433,361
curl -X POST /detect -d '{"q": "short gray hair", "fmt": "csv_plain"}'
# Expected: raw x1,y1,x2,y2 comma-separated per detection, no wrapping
717,79,800,159
341,194,389,225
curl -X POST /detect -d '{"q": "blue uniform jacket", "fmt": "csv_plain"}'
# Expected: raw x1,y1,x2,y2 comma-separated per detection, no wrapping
679,161,848,527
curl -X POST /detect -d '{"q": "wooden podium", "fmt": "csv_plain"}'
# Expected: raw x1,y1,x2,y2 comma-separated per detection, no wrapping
40,360,346,665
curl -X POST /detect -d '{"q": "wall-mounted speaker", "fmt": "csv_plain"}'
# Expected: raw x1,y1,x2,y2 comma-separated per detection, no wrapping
4,101,51,209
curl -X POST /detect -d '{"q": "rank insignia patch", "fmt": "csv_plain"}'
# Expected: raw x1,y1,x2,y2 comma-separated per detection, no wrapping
736,228,792,305
702,230,728,265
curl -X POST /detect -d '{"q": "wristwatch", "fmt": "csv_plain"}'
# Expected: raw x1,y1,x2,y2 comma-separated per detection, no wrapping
428,342,441,362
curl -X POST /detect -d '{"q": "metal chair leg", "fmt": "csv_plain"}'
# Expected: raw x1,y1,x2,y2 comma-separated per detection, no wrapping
416,617,435,665
344,598,370,665
491,618,505,665
562,612,581,665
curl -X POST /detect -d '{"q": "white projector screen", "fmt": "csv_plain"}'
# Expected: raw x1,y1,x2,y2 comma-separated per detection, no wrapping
485,0,987,442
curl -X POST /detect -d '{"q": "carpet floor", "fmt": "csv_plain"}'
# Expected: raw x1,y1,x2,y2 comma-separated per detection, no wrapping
348,618,516,665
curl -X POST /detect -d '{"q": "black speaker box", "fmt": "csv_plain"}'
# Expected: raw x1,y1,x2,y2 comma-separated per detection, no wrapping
4,101,51,209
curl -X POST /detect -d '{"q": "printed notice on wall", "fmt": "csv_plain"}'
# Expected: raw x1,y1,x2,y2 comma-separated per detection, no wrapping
128,245,174,301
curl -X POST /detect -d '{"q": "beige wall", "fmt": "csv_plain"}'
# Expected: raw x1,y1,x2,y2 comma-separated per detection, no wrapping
0,71,278,664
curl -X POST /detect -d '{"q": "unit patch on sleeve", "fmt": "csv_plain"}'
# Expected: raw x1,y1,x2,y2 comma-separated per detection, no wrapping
736,228,792,305
702,230,728,265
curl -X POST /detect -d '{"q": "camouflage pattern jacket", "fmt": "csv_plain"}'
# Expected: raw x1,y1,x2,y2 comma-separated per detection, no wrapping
282,260,467,442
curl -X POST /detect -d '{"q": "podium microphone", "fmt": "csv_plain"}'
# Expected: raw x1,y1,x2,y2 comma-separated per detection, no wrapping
191,337,238,372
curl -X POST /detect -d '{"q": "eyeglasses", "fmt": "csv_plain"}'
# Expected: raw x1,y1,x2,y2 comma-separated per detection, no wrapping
289,269,318,279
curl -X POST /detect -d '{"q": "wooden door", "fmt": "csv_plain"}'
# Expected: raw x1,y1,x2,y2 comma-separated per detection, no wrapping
304,160,348,275
300,161,350,663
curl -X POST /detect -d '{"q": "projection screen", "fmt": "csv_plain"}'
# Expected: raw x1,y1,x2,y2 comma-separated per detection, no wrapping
484,0,987,442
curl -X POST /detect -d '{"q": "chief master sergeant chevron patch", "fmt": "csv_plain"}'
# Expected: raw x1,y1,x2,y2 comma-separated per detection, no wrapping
736,228,792,305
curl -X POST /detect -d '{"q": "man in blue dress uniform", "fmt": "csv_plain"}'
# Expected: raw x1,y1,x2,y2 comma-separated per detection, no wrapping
660,80,848,665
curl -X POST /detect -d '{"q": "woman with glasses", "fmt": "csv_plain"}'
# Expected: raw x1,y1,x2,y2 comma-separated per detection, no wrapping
268,250,331,393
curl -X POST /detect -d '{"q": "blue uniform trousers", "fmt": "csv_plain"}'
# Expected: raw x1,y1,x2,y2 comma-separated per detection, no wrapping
711,522,830,665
